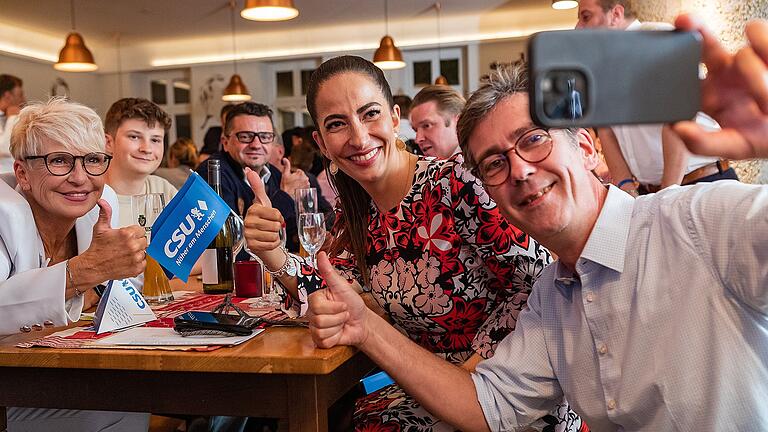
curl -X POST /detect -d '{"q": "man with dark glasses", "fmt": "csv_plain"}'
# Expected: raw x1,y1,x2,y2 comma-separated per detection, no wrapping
196,101,307,253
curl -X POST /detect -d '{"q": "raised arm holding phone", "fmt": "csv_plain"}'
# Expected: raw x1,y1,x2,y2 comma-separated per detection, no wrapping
308,16,768,432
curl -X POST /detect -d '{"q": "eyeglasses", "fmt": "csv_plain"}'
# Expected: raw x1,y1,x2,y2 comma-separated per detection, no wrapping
229,131,276,145
473,128,554,186
25,152,112,176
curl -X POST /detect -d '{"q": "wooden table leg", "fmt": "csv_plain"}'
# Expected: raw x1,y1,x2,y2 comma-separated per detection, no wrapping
287,375,328,432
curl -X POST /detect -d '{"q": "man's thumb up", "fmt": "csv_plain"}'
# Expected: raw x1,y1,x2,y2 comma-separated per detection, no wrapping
246,167,272,207
280,157,293,174
93,199,113,234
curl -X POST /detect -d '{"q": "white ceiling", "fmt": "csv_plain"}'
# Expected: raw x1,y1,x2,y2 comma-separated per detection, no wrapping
0,0,579,71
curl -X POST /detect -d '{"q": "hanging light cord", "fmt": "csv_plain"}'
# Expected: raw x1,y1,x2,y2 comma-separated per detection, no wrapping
230,0,238,73
384,0,389,35
436,2,442,60
70,0,76,31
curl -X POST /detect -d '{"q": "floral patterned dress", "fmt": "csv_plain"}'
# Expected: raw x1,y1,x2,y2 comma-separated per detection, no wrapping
287,155,587,432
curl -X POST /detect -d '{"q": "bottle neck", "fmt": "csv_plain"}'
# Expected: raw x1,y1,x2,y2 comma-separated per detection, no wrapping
208,161,222,195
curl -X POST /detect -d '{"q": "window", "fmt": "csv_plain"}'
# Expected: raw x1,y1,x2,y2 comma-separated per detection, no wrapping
144,69,192,147
401,47,465,96
268,59,320,132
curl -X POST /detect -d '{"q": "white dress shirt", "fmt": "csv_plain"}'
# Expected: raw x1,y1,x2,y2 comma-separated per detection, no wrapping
0,111,18,173
472,183,768,431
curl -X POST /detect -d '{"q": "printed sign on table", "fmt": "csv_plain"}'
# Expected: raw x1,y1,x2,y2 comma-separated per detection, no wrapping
93,279,157,334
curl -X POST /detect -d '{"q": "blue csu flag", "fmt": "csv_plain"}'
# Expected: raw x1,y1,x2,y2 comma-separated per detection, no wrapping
147,172,230,282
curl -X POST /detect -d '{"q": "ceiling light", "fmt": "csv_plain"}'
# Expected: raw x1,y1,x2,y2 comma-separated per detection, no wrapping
373,0,405,70
551,0,578,10
54,1,97,72
223,1,251,101
241,0,299,21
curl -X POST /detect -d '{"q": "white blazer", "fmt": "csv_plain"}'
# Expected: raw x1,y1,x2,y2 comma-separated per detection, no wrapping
0,177,119,336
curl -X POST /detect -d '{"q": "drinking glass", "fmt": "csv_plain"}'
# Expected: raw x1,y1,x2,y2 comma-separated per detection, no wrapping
131,193,173,305
251,226,286,308
298,213,326,268
295,188,318,215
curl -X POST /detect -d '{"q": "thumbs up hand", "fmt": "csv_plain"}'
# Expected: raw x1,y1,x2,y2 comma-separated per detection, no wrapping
71,200,148,285
279,158,310,199
308,252,369,349
244,167,284,254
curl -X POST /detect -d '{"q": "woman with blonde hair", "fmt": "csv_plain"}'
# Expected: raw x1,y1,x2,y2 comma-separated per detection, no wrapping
154,137,199,189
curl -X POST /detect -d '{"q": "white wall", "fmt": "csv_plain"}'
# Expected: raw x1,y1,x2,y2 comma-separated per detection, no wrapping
0,54,106,114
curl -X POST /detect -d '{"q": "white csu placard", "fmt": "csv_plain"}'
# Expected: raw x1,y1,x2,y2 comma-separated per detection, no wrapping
93,279,157,334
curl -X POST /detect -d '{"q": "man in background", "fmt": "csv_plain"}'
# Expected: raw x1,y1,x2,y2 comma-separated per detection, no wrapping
196,102,308,253
576,0,738,195
0,74,25,173
409,85,464,159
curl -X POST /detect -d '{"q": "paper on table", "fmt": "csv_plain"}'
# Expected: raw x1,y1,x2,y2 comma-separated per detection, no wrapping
90,327,262,346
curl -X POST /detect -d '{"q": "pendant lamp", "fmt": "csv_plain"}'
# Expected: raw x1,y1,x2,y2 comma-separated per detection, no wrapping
241,0,299,21
373,0,405,70
223,1,252,102
433,2,448,85
551,0,578,10
54,0,97,72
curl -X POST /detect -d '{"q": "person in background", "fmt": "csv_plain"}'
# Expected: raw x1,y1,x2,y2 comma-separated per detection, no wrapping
154,137,199,189
576,0,738,195
392,94,419,154
2,98,149,430
409,85,465,159
0,74,25,173
197,101,308,253
244,55,582,431
199,104,235,165
103,98,177,228
280,126,304,160
307,15,768,431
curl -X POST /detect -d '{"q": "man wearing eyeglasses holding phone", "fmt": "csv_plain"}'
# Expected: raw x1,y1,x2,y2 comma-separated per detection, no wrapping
196,101,307,253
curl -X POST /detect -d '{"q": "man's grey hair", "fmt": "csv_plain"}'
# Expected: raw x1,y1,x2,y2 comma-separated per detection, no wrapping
11,97,105,161
457,62,578,170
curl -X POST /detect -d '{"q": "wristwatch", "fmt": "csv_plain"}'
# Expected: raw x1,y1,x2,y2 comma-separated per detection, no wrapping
266,248,298,278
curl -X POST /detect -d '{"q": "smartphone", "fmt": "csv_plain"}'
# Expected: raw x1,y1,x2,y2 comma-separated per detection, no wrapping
528,29,702,128
174,311,258,336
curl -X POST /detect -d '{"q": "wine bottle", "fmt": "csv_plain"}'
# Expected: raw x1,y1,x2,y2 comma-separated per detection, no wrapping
202,159,235,294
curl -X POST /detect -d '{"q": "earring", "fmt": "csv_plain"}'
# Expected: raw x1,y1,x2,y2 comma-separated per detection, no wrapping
329,161,339,175
396,138,406,151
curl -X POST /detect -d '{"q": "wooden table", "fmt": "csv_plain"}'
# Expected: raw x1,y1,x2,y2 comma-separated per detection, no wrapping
0,279,374,432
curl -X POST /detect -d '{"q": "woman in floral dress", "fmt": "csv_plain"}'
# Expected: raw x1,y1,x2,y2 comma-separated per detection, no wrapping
244,55,586,432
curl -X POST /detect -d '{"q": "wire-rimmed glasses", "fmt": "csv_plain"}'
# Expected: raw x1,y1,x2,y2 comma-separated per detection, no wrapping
473,128,554,186
25,152,112,176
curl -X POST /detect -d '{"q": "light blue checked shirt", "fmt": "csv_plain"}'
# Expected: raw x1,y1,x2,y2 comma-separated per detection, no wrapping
472,182,768,431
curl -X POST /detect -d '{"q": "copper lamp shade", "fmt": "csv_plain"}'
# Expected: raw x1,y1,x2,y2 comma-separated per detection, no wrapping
373,35,405,70
54,32,98,72
241,0,299,21
222,74,252,101
551,0,578,10
434,75,449,85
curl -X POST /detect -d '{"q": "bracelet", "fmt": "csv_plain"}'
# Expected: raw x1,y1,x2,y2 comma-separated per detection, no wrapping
617,177,638,189
66,260,83,297
265,247,296,278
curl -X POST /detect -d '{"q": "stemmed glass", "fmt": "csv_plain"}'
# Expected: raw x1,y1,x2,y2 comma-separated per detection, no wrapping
251,226,286,308
295,188,318,215
298,212,326,268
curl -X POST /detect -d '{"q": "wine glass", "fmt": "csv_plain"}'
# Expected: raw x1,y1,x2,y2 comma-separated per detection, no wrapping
298,213,326,268
295,188,318,215
252,226,286,308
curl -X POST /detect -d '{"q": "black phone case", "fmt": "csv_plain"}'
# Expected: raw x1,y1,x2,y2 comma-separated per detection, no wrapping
528,29,702,128
173,312,256,337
